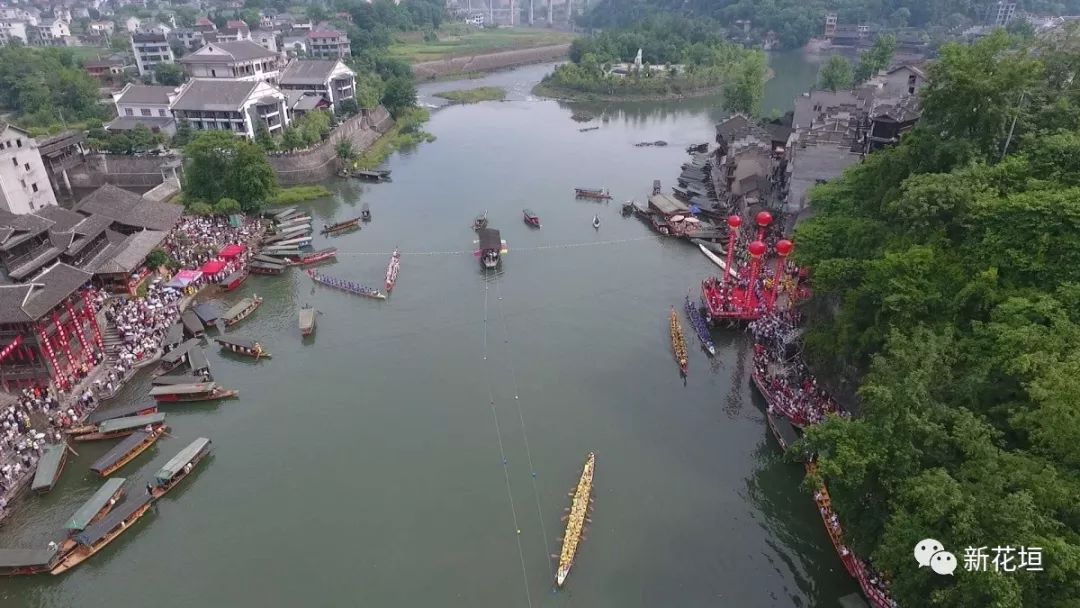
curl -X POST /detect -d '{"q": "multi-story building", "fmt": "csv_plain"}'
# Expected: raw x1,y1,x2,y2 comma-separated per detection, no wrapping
170,79,290,139
29,19,70,46
178,40,280,83
88,20,114,35
0,20,29,45
216,19,250,42
194,16,216,32
125,16,141,33
168,27,205,52
306,28,350,59
84,58,126,78
281,35,306,56
132,31,174,76
0,124,58,216
278,59,355,110
251,29,277,52
106,84,180,135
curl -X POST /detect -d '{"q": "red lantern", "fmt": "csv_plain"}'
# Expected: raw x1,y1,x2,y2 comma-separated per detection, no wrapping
776,239,793,257
749,240,767,257
756,211,773,228
727,215,742,229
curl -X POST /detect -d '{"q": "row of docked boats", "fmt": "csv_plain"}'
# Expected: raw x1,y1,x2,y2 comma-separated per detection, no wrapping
0,436,214,576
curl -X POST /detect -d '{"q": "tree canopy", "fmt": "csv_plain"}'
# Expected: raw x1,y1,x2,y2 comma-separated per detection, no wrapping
183,131,278,213
818,55,854,92
0,46,110,128
793,29,1080,607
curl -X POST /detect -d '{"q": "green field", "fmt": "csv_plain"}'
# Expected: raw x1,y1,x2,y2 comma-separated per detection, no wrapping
433,86,507,104
389,27,576,63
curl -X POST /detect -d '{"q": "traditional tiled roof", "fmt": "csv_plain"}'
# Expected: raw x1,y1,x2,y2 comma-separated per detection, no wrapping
171,79,262,112
179,40,276,63
115,84,175,106
279,59,349,85
33,206,83,232
94,230,166,274
0,262,92,323
74,184,183,232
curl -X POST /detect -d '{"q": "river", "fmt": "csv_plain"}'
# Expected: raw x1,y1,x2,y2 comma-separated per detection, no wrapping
0,51,854,608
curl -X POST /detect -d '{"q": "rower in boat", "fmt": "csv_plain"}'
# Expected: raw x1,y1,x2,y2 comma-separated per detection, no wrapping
214,336,272,359
50,495,153,575
73,413,167,442
593,215,600,230
150,438,211,500
556,452,595,587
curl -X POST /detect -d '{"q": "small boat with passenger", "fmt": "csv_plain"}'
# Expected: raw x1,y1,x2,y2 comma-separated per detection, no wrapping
150,437,212,500
50,495,153,575
73,413,167,442
31,443,68,494
321,217,361,236
224,296,263,327
523,209,540,228
89,428,165,477
299,304,316,336
214,335,271,359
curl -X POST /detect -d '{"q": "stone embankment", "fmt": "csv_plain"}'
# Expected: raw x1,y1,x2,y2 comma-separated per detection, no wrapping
412,44,570,80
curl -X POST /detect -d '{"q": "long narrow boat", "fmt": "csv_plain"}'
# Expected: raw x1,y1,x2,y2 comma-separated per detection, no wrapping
670,307,688,375
574,187,612,200
523,209,541,228
151,437,212,500
180,310,204,338
473,211,487,231
273,216,312,231
385,249,400,293
50,495,153,575
64,478,126,535
186,346,212,379
151,374,202,386
219,270,248,292
90,428,165,477
148,382,238,403
684,296,716,356
214,336,271,359
192,303,219,325
320,217,361,235
556,452,595,587
163,322,183,350
306,269,385,299
287,248,336,266
299,304,316,336
69,403,159,435
252,253,285,265
695,242,739,279
272,207,298,221
361,203,371,222
273,236,313,248
158,338,200,375
31,444,68,494
224,296,263,327
249,261,286,275
73,413,167,442
0,548,62,576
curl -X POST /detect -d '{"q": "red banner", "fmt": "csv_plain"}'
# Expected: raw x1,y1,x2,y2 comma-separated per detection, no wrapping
0,335,22,363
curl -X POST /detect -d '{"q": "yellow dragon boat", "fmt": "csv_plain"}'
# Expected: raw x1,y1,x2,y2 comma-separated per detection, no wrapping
670,307,688,375
557,452,595,587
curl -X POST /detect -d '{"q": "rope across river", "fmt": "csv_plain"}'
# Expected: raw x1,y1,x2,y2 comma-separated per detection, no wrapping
331,234,665,257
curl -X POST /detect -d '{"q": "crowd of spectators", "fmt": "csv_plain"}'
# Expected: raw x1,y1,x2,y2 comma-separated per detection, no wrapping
163,215,260,269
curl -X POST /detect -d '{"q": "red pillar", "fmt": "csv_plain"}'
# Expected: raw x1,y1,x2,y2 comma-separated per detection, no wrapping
35,322,67,391
755,210,773,242
769,240,794,311
744,240,767,313
52,311,75,374
65,299,93,365
82,291,105,352
723,215,741,287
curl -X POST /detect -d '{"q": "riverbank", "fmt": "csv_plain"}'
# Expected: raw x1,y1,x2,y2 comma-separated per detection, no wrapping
392,27,574,63
412,44,571,80
433,87,507,104
352,108,435,170
532,67,775,103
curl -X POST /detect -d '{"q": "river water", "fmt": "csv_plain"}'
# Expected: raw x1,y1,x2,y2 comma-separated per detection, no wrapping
0,51,853,608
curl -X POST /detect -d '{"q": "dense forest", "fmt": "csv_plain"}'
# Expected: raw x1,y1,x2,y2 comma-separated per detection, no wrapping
580,0,1080,49
793,29,1080,607
0,46,110,133
538,16,766,110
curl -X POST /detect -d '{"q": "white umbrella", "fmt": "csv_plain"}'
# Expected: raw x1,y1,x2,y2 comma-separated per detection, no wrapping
671,215,686,222
684,217,701,223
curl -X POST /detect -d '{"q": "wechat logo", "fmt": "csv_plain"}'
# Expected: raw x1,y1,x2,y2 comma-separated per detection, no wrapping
914,538,957,575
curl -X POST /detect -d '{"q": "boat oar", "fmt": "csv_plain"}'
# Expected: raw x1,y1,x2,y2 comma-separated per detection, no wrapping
65,443,80,457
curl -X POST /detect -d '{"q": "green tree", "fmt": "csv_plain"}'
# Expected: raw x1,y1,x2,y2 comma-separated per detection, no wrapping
381,75,417,117
339,98,359,116
154,62,185,85
254,121,276,152
215,197,242,215
172,119,193,147
145,248,169,269
817,55,854,92
854,34,897,82
188,201,213,216
183,131,278,213
336,139,355,163
723,52,766,117
280,126,304,151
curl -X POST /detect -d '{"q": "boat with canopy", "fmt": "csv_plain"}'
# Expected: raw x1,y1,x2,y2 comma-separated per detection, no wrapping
148,382,238,403
73,413,167,442
50,495,153,575
31,444,67,494
151,437,212,499
90,428,165,477
224,296,263,327
214,336,271,359
0,547,62,576
219,269,248,292
299,304,316,336
180,309,204,337
69,403,159,436
64,478,126,534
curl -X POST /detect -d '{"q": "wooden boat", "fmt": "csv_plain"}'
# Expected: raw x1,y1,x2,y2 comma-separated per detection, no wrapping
361,203,371,222
687,142,709,153
192,303,219,325
274,236,312,248
385,249,400,293
306,269,385,299
287,248,337,266
250,261,286,275
523,209,540,228
148,382,238,403
321,217,361,235
90,428,165,477
50,495,153,575
574,187,612,200
252,253,284,265
0,547,63,576
354,170,390,182
273,216,312,230
272,207,299,221
163,322,183,350
31,443,68,494
69,403,159,435
592,215,600,230
151,374,202,386
684,296,716,356
150,437,211,500
156,338,201,377
299,304,316,336
186,346,212,379
670,307,688,375
181,309,204,337
556,452,595,587
621,200,635,216
219,269,248,292
478,228,502,270
73,413,167,442
224,296,263,327
64,478,126,534
473,211,488,231
214,336,271,359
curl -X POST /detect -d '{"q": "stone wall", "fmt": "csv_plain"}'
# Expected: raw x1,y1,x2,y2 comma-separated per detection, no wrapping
267,105,394,185
412,44,570,80
68,154,179,190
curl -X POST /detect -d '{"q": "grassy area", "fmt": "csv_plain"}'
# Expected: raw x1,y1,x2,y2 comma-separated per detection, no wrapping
389,27,576,63
434,87,507,104
269,185,333,206
352,108,436,170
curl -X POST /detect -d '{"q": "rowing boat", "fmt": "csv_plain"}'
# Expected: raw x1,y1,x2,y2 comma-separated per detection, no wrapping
306,269,385,299
148,382,238,403
684,296,716,356
51,495,153,575
299,304,316,336
31,444,67,494
523,209,540,228
361,203,371,221
224,296,263,327
320,217,361,235
89,428,165,477
556,452,595,587
385,249,400,293
670,307,688,375
214,336,271,359
73,413,167,442
574,187,612,200
151,437,211,500
287,248,336,266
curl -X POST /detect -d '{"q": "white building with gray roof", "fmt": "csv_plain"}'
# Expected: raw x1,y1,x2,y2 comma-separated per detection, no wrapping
170,79,290,139
278,59,355,110
178,40,281,83
107,84,182,136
